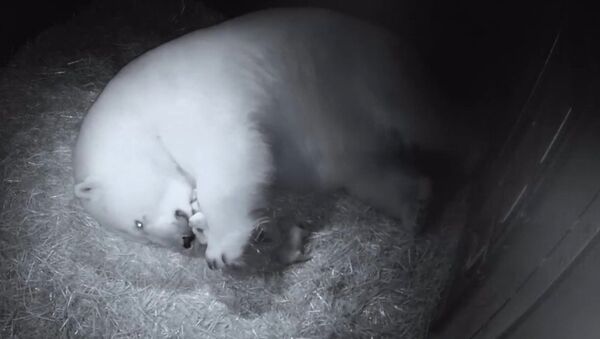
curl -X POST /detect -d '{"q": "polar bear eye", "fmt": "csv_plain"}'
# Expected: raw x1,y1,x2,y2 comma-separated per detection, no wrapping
134,220,144,229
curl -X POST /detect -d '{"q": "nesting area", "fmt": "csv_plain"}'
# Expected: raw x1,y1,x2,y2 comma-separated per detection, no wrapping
0,1,462,337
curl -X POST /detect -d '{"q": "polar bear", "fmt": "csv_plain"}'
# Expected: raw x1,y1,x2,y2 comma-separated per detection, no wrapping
73,8,451,269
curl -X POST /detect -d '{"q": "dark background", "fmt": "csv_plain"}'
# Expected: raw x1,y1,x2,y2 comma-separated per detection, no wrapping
0,0,92,65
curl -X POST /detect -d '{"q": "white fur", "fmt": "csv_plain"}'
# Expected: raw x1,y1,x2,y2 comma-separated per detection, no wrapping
74,8,443,268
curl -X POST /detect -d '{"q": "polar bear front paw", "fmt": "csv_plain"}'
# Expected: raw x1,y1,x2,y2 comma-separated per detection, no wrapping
204,231,248,270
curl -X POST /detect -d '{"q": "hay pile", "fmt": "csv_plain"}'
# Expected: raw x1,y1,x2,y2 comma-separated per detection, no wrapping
0,1,460,337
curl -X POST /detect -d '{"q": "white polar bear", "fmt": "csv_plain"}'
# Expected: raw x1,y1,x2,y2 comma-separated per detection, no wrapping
73,8,450,269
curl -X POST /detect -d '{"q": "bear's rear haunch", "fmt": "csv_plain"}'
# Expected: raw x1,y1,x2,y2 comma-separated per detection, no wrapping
73,8,457,269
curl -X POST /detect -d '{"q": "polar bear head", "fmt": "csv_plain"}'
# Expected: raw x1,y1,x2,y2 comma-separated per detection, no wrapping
74,162,196,250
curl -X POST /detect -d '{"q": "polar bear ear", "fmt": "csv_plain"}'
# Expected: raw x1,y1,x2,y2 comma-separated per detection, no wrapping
74,177,101,200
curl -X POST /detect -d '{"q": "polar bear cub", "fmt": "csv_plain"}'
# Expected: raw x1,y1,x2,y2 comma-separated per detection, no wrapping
73,8,444,269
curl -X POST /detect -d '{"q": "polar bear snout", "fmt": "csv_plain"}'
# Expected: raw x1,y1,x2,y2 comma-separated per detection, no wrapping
182,233,195,249
174,209,197,249
177,225,196,249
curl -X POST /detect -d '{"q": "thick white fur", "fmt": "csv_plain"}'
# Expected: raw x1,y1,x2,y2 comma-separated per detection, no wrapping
73,8,445,268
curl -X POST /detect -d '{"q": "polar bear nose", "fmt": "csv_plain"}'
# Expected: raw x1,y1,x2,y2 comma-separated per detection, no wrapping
175,209,195,248
182,233,195,249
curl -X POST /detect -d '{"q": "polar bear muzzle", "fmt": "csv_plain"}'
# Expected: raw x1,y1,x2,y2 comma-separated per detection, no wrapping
182,233,196,249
